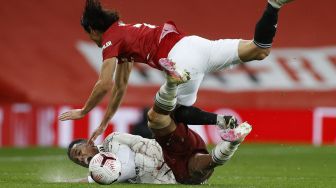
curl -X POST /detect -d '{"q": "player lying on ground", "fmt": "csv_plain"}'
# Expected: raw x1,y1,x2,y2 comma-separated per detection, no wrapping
68,132,176,184
68,124,251,184
59,0,294,143
67,72,252,184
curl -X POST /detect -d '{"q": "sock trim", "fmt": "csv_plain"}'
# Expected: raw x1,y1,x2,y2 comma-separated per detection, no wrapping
253,40,272,48
155,93,176,112
211,150,226,164
268,1,282,9
155,98,176,111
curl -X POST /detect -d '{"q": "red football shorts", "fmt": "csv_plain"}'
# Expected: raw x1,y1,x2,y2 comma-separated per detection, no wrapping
154,122,208,184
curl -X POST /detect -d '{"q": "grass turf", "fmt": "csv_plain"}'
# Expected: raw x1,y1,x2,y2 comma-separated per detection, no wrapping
0,144,335,188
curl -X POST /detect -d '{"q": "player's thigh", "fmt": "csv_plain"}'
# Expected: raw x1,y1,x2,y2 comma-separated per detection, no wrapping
208,39,242,72
188,153,214,181
168,36,211,77
176,74,204,106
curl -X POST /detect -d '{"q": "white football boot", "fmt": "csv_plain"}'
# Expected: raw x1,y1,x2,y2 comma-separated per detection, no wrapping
268,0,294,9
211,122,252,165
159,58,190,85
219,122,252,145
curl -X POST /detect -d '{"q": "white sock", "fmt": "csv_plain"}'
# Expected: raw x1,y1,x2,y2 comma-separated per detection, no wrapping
211,141,239,165
155,82,177,111
268,0,282,9
160,81,177,99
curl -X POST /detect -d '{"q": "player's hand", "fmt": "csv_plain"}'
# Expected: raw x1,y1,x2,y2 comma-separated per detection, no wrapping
58,109,85,121
88,125,106,145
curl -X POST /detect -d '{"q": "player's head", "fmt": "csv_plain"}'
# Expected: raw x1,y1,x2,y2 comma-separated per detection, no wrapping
81,0,119,47
67,139,99,168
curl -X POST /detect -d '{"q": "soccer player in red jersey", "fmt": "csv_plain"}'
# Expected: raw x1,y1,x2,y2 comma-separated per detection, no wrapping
146,69,253,184
59,0,294,143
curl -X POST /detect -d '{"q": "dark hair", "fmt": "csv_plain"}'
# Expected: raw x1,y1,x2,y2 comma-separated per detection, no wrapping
67,139,87,165
81,0,120,33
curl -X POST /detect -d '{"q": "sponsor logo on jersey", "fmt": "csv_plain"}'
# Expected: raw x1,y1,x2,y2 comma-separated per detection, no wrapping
102,41,112,50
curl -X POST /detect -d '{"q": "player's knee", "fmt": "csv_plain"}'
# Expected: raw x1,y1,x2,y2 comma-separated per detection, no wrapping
147,109,160,124
254,48,270,60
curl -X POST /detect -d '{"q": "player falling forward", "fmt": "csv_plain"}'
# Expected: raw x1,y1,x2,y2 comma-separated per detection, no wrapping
59,0,294,143
68,69,252,184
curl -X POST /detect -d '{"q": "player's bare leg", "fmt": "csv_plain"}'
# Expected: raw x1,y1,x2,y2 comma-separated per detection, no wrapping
188,153,214,183
238,0,295,62
168,1,295,128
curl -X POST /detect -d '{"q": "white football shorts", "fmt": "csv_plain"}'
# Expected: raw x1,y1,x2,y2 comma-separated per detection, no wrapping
167,35,242,106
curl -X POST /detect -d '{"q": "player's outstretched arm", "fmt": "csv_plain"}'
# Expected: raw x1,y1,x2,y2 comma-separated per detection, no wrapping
58,57,117,121
88,61,133,143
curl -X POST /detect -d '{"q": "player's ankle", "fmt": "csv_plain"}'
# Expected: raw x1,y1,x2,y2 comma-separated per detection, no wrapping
211,141,238,165
216,115,226,126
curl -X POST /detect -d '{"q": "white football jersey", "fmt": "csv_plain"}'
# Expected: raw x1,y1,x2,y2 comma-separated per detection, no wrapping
102,132,176,184
97,143,136,182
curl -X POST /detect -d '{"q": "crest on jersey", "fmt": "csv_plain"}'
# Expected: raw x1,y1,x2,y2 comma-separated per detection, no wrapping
102,41,112,50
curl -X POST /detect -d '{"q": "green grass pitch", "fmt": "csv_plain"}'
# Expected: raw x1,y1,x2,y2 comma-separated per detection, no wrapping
0,144,335,188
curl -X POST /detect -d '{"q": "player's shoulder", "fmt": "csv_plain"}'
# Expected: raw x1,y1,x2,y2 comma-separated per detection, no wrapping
103,22,127,39
105,132,122,140
103,132,120,145
107,21,139,32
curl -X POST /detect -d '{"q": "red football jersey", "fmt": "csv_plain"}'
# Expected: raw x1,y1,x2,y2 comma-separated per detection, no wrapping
101,21,184,70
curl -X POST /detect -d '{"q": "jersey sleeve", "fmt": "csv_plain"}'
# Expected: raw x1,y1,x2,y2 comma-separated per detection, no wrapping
103,132,161,156
102,24,125,61
103,132,142,149
102,40,122,61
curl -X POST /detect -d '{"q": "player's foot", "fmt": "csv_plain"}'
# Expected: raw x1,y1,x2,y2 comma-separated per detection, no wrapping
219,122,252,145
268,0,294,9
217,115,238,130
159,58,190,85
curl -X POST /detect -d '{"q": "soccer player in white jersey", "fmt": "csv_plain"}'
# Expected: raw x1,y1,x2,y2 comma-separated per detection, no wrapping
68,124,251,184
59,0,295,144
67,132,176,184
